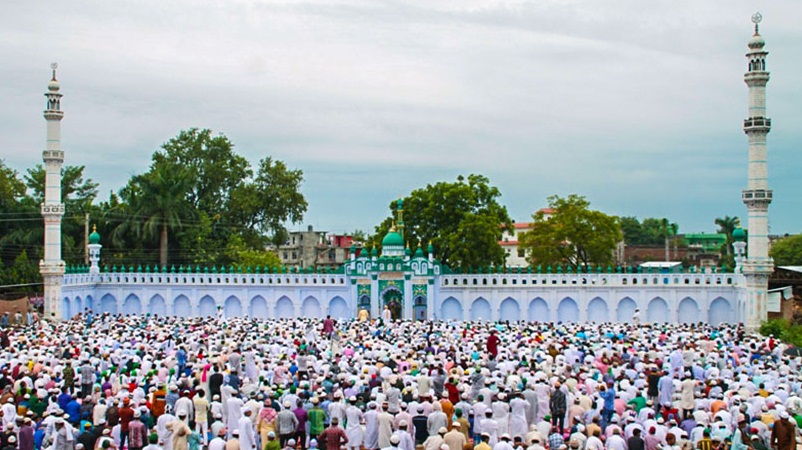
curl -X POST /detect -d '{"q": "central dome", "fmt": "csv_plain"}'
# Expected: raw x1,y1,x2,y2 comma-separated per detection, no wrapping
382,230,404,247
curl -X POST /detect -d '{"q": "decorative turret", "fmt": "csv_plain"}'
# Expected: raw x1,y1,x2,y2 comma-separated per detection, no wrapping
88,225,102,274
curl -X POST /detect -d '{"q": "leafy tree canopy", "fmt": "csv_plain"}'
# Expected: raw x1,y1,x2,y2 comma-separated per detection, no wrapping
369,174,512,271
519,194,622,269
770,234,802,266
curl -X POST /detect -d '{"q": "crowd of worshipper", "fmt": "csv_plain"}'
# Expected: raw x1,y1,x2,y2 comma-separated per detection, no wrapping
0,310,799,450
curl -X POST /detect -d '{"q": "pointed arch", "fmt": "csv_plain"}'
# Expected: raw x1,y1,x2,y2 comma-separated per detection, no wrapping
149,294,167,317
276,296,294,319
440,297,463,321
678,297,700,324
709,297,734,325
470,297,491,321
173,295,192,317
499,297,520,322
528,298,549,322
62,297,72,319
617,297,637,322
250,295,269,319
302,296,322,318
198,295,216,317
72,297,83,317
224,296,242,318
123,294,141,315
647,297,670,323
328,296,348,319
587,297,609,323
99,294,117,315
558,297,579,322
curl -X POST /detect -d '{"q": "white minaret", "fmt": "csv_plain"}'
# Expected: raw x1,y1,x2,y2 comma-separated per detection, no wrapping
741,13,774,329
40,63,66,322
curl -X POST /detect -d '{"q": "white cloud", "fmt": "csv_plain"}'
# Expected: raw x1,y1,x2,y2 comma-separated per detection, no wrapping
1,0,801,235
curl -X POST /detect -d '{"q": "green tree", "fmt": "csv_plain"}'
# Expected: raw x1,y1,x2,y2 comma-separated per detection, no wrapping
117,163,195,266
227,157,308,246
715,215,739,256
104,129,307,268
619,216,644,245
369,174,512,270
225,234,282,271
519,194,622,269
770,234,802,266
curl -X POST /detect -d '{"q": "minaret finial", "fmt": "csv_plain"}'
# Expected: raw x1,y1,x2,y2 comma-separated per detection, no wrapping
50,62,58,81
751,12,762,35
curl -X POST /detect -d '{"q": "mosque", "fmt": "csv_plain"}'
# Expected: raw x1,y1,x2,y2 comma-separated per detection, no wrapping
41,16,774,327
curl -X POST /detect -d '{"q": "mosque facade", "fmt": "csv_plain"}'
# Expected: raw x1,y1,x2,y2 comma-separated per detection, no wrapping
47,18,774,326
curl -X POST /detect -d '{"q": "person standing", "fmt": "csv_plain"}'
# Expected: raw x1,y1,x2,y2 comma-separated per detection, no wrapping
770,412,796,450
549,383,566,433
293,400,309,450
128,410,149,450
277,402,299,447
486,331,500,359
307,398,326,446
344,398,364,450
118,398,135,450
627,428,645,450
318,418,348,450
193,390,210,446
237,410,257,450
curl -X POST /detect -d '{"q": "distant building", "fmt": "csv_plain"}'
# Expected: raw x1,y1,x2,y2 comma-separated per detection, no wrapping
500,209,555,267
272,225,358,270
500,222,532,267
684,233,727,254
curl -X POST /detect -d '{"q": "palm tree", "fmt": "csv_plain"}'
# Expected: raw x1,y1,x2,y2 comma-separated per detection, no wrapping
715,215,739,256
127,164,194,267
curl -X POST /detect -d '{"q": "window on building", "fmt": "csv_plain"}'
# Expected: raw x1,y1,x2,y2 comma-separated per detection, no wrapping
517,248,525,257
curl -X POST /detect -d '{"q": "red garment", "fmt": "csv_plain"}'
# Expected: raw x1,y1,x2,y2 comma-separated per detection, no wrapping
486,334,500,357
319,426,348,450
118,406,135,432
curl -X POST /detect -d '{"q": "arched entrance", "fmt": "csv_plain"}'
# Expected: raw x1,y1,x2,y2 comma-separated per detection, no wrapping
250,296,269,319
470,298,492,321
678,297,700,324
381,287,403,319
709,297,733,325
558,297,579,322
647,297,670,323
587,297,609,323
412,296,427,321
440,297,462,320
198,295,216,317
302,296,322,318
617,297,637,322
528,298,549,322
499,298,520,322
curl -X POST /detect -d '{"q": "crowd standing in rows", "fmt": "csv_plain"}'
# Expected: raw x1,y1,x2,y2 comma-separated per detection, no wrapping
0,309,798,450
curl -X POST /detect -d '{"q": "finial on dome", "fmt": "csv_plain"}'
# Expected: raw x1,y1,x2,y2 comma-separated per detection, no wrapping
50,62,58,81
752,12,762,35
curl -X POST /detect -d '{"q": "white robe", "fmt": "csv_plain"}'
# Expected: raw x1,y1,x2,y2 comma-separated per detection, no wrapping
238,415,257,450
345,405,365,447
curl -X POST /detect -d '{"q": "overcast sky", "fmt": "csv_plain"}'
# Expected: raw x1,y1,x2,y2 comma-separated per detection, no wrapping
2,0,800,236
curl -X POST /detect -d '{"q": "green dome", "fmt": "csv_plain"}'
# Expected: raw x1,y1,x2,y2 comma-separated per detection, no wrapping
733,227,746,242
382,230,404,247
88,226,101,245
